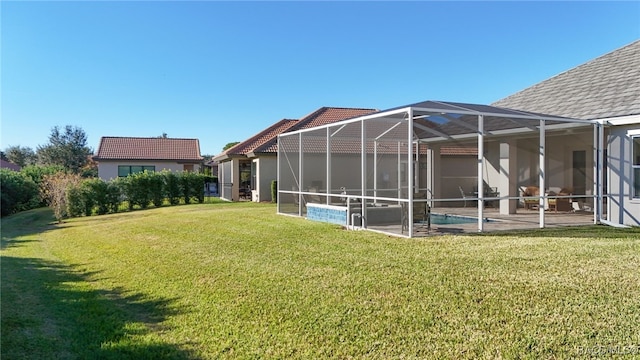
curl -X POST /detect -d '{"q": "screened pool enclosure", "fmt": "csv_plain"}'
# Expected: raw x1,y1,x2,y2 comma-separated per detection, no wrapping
277,101,604,237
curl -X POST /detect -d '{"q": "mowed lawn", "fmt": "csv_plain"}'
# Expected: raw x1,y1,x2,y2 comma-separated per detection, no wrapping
2,202,640,359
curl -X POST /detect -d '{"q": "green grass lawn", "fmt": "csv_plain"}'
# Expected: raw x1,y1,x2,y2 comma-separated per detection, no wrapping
2,203,639,359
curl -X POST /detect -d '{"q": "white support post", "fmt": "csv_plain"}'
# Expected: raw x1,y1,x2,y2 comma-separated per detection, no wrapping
326,127,331,205
408,109,414,237
397,142,402,200
595,123,604,224
277,136,281,213
477,115,484,232
539,119,546,228
298,132,303,217
374,140,378,204
361,119,367,228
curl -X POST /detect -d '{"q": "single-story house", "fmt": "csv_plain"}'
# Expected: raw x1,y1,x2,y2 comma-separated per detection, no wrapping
213,107,378,202
93,136,203,181
492,39,640,227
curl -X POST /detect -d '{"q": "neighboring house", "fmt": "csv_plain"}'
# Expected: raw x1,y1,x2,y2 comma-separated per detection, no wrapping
213,107,378,202
93,137,203,181
493,39,640,226
0,159,22,171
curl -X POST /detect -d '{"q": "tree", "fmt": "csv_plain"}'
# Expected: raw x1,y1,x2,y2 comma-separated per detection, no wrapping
223,142,240,151
37,125,93,174
5,145,37,167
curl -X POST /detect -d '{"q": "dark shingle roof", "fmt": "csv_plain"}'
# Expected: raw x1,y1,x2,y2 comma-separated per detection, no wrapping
94,137,202,161
492,40,640,120
0,159,21,171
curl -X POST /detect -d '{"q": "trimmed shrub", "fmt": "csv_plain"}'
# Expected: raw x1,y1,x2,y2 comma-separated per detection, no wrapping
181,171,205,204
119,171,156,210
105,180,122,214
0,169,40,217
82,178,110,215
148,171,165,207
66,184,86,218
271,180,277,203
163,170,182,205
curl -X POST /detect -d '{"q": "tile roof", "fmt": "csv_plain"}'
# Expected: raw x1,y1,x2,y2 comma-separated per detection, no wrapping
213,107,378,160
252,107,378,154
217,119,299,158
492,40,640,120
94,137,202,161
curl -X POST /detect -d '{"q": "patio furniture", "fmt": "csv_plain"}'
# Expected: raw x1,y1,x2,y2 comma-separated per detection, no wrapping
239,186,251,200
459,186,473,207
547,188,573,212
522,186,540,210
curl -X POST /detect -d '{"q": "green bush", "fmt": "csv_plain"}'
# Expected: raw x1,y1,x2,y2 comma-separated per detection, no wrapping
271,180,277,203
83,178,111,215
181,172,205,204
148,171,165,207
105,181,122,214
0,169,40,217
65,184,86,218
20,165,66,206
119,171,155,209
163,170,182,205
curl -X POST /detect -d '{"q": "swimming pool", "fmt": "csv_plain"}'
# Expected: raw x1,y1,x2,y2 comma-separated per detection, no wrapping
428,213,492,225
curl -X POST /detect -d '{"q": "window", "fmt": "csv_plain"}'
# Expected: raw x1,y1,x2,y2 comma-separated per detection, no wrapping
633,136,640,198
118,165,155,177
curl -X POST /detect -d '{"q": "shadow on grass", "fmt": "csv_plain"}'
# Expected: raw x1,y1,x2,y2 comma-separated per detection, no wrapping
1,208,57,250
1,255,199,359
472,224,640,239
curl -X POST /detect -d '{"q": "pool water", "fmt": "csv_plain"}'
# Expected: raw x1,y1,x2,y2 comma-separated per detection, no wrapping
428,213,492,225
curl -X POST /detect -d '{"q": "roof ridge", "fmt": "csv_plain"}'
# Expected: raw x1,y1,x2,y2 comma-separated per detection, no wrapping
99,136,200,141
218,118,299,156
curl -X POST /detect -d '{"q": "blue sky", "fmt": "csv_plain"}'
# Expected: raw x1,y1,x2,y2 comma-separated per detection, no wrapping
2,1,639,156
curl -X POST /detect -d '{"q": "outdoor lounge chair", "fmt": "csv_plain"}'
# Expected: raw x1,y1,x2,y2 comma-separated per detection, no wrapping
459,186,473,207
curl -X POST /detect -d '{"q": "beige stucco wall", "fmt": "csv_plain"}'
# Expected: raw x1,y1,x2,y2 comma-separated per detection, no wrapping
253,156,277,202
97,160,200,181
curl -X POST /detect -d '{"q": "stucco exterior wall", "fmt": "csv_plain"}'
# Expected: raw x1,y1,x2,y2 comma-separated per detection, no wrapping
253,156,277,202
607,124,640,226
97,160,200,181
